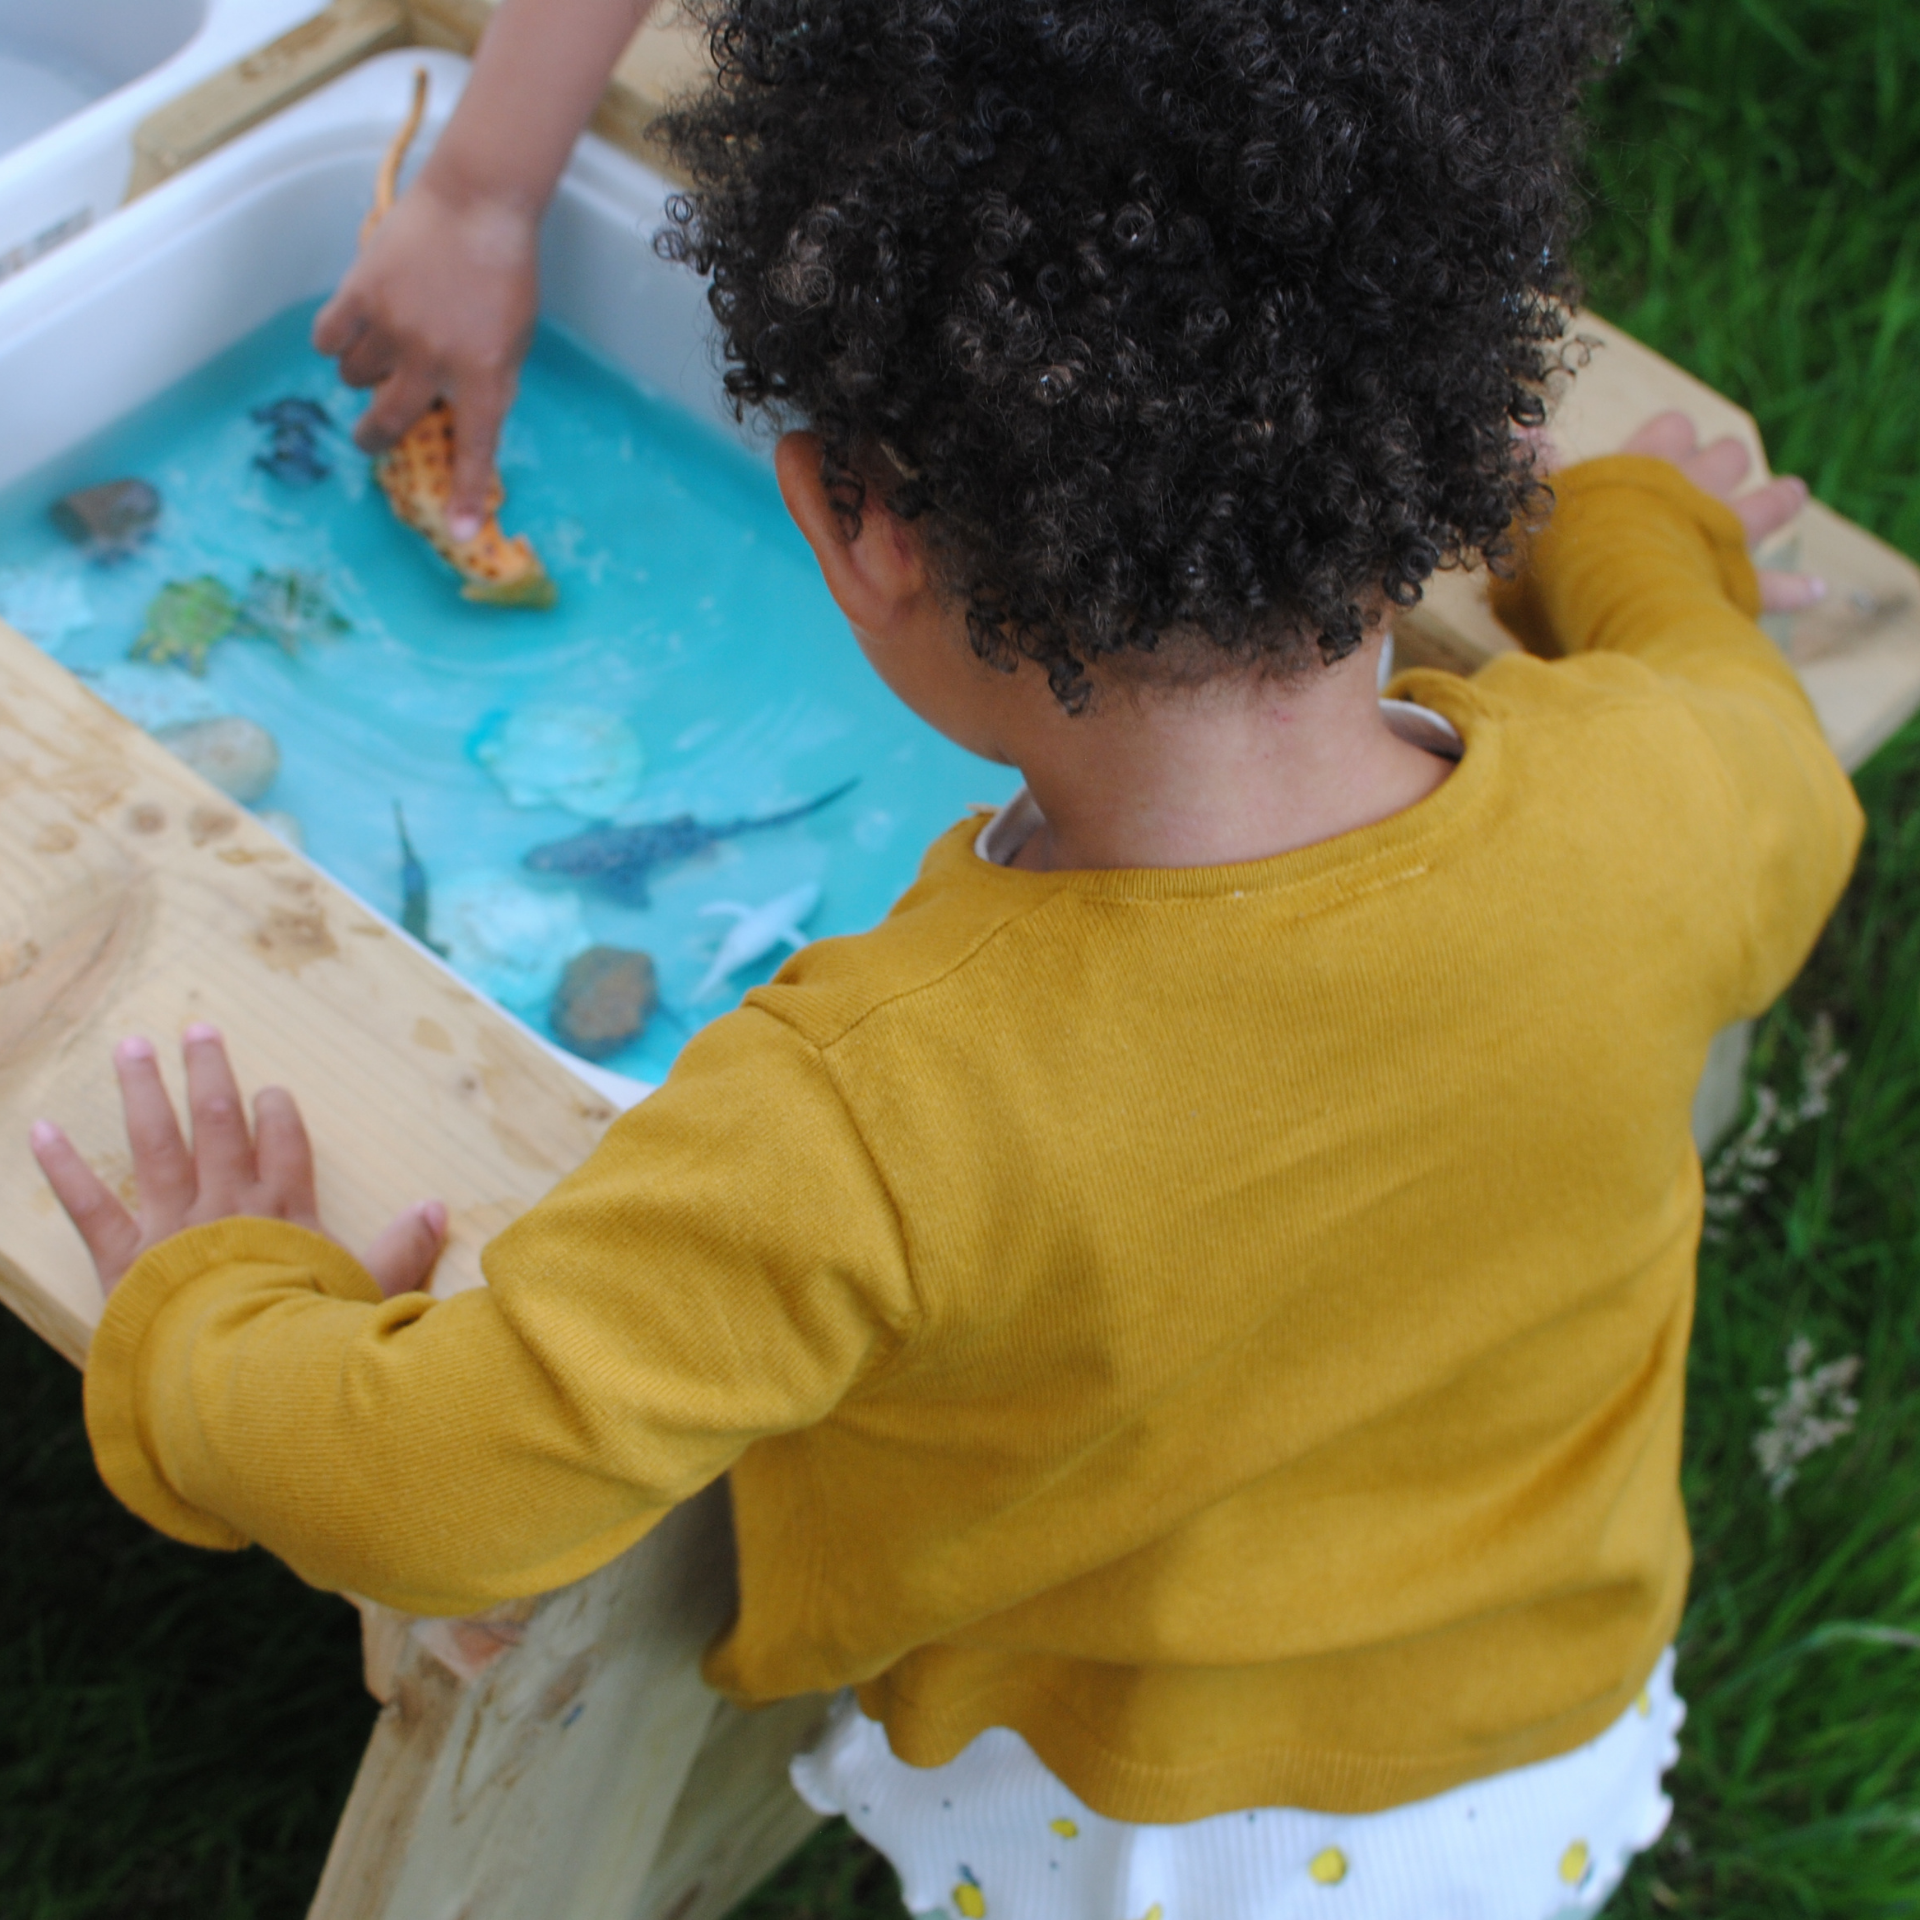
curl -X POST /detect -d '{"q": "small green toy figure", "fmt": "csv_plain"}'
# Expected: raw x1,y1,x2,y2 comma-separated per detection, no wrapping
130,577,238,675
131,570,348,674
237,570,350,656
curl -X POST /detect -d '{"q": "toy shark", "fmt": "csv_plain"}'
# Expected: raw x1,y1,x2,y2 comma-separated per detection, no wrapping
693,882,821,1001
524,779,857,907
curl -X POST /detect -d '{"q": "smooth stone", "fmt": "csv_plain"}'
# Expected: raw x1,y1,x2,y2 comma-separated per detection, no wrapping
50,478,160,550
152,716,280,804
551,946,658,1060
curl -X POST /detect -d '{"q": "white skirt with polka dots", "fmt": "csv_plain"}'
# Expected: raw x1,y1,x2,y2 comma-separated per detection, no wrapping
790,1650,1683,1920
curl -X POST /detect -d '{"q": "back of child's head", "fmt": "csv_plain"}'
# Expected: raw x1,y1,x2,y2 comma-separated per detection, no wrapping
663,0,1623,705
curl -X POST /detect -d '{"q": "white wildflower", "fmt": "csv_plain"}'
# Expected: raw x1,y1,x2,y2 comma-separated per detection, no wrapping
1704,1015,1847,1238
1792,1012,1847,1123
1752,1335,1862,1499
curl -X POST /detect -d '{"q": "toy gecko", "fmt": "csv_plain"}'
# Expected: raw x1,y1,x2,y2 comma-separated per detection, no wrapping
362,70,557,609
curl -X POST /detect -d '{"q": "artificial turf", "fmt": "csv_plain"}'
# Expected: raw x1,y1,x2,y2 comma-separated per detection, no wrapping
3,0,1918,1912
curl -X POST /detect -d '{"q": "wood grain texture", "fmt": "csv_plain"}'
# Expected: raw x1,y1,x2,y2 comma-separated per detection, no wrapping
124,0,712,199
312,1491,735,1920
634,1693,834,1920
0,621,620,1360
126,0,412,199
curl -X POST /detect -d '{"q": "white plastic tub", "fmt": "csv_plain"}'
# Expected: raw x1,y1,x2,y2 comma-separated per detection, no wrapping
0,48,726,487
0,0,330,280
0,47,720,1103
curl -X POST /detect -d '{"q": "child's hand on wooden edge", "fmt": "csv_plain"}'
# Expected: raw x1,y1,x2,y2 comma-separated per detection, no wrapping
1619,411,1823,615
1530,410,1825,616
29,1025,446,1301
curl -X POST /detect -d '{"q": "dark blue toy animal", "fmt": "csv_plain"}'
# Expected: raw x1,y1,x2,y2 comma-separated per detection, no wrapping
525,780,859,907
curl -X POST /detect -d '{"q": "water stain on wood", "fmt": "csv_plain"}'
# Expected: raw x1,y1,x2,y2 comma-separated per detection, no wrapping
413,1016,454,1053
188,805,237,845
123,802,165,834
251,904,338,973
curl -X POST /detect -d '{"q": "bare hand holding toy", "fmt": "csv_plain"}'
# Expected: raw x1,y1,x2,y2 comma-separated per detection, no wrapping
312,0,653,539
31,1027,445,1300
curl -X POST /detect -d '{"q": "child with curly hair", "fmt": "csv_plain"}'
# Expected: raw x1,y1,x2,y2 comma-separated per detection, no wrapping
36,1,1859,1913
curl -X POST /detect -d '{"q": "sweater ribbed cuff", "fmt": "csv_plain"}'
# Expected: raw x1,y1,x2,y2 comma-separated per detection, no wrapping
1489,453,1764,654
83,1219,383,1551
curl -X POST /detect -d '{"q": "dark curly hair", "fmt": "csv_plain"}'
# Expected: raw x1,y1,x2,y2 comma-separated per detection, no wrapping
660,0,1624,706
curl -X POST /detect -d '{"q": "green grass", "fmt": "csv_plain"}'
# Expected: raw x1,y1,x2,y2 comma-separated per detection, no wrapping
4,0,1920,1913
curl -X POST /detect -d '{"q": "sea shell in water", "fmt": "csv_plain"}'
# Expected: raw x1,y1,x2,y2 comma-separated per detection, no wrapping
431,870,592,1008
473,705,645,816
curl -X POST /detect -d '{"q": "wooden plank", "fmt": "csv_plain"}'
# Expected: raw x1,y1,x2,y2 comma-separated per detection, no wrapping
312,1490,735,1919
123,0,712,202
635,1694,834,1920
0,619,624,1358
125,0,412,200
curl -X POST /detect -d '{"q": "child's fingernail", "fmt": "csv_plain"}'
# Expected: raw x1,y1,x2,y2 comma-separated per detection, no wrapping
29,1120,59,1150
420,1199,448,1236
116,1035,155,1063
182,1022,222,1044
448,513,481,543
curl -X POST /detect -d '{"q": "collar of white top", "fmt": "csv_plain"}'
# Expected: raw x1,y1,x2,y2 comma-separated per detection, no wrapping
973,698,1464,868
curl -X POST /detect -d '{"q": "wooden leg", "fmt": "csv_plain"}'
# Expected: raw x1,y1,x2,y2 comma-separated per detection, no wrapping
311,1487,744,1919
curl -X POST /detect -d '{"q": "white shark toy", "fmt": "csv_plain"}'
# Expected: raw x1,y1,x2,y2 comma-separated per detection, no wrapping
692,882,822,1002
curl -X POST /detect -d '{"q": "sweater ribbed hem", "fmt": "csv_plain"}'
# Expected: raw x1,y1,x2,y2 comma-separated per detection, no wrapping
851,1605,1686,1823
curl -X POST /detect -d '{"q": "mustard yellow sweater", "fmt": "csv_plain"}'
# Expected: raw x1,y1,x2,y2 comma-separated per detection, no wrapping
85,458,1862,1819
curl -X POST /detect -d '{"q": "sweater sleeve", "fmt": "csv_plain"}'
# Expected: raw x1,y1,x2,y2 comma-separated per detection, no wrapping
82,1006,913,1615
1486,454,1864,1015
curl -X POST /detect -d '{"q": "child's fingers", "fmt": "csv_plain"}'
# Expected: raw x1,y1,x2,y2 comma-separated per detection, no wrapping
1618,411,1700,463
252,1087,319,1223
354,364,438,455
29,1122,143,1290
182,1025,256,1203
361,1200,448,1299
1758,569,1828,614
311,286,368,360
1728,474,1808,549
1676,434,1752,502
113,1035,195,1219
446,378,513,542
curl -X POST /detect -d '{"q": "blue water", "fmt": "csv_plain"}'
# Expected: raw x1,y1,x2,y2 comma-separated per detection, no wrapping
0,302,1018,1080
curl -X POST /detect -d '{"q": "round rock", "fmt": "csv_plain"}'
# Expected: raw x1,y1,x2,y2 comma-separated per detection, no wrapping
152,715,280,804
552,946,658,1060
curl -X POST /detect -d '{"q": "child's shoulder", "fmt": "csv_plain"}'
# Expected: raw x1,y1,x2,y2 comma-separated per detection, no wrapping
742,814,1043,1052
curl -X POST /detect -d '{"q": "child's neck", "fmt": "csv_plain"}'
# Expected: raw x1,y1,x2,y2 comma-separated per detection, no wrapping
1003,637,1452,874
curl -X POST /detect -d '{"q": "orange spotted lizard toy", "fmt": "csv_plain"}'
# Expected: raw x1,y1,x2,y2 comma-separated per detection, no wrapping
361,70,557,609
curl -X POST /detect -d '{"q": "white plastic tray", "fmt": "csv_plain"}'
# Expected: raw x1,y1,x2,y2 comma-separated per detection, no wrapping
0,0,367,282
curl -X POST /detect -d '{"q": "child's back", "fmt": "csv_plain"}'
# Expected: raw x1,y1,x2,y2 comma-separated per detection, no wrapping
49,0,1861,1911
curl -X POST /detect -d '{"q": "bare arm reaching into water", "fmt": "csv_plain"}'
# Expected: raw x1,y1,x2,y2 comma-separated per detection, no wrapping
313,0,655,541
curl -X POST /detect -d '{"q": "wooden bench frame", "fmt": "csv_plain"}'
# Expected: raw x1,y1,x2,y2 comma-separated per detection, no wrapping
1,9,1916,1913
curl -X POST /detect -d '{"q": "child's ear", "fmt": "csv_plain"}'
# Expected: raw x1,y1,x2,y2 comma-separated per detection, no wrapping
776,432,928,637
